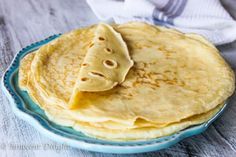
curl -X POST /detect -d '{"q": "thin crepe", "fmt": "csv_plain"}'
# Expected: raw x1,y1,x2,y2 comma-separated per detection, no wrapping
19,22,235,139
19,55,225,140
69,23,133,108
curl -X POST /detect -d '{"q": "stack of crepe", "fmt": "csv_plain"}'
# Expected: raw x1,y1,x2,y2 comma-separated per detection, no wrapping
19,22,235,141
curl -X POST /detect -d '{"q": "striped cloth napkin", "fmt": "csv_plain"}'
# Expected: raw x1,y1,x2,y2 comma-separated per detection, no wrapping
87,0,236,45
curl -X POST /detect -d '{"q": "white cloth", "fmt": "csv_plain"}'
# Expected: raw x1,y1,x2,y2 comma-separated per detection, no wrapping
87,0,236,45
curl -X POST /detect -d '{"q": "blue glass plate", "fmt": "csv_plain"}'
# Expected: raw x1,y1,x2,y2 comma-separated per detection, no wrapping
1,34,228,154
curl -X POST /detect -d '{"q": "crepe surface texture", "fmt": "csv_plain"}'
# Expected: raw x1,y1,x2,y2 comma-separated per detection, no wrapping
69,23,133,108
19,22,235,141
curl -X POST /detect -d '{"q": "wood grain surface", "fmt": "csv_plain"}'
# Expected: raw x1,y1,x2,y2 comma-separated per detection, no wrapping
0,0,235,156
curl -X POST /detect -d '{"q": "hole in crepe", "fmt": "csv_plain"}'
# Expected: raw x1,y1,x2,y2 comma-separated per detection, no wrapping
103,59,118,69
98,37,105,41
105,48,113,54
81,77,88,81
82,63,88,66
89,71,105,78
89,43,94,48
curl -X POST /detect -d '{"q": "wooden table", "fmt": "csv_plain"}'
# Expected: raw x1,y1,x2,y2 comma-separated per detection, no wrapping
0,0,235,156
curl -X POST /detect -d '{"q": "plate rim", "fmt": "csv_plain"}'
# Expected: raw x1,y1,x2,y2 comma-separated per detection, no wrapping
1,34,228,154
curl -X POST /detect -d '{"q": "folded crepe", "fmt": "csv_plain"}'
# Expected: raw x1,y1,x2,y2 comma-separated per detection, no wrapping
19,22,235,140
69,23,133,108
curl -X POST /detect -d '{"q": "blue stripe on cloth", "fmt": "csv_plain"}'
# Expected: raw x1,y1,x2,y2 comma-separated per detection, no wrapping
161,0,175,13
152,0,172,21
153,19,168,26
169,0,187,18
152,0,187,25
